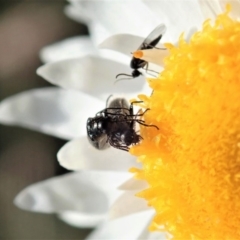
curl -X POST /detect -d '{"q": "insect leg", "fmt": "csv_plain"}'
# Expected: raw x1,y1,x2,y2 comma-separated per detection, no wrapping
135,119,159,130
108,135,129,152
143,63,159,77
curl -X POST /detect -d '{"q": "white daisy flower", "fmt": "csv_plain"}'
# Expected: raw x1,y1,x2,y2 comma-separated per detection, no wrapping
0,0,234,239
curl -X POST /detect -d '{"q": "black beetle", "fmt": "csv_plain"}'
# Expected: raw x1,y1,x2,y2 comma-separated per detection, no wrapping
86,98,158,151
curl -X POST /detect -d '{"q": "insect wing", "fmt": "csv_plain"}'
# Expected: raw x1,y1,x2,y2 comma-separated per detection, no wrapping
108,98,129,109
138,24,166,50
107,98,130,116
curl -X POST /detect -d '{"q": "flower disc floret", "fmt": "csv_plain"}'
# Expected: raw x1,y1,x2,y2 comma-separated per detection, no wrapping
131,7,240,239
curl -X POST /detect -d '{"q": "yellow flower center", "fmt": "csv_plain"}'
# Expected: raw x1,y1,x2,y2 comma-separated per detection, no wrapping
130,6,240,239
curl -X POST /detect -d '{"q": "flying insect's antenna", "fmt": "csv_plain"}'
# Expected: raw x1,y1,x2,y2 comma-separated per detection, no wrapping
114,73,134,84
116,73,133,79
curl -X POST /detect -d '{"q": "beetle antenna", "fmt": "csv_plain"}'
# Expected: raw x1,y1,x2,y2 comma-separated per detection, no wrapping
106,94,113,107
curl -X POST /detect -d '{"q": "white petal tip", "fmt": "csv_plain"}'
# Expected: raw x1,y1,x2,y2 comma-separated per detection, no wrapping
58,212,106,228
14,190,36,211
57,140,83,171
0,102,11,124
14,188,51,213
36,65,45,78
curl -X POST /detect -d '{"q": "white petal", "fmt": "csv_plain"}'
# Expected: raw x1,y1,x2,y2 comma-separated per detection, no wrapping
58,211,106,228
143,0,205,42
198,0,240,22
75,1,160,39
86,211,155,240
14,171,130,213
65,3,110,44
57,138,141,171
99,34,144,57
198,0,222,19
37,56,146,100
40,36,97,63
0,88,103,139
138,227,168,240
88,21,111,46
110,191,150,219
64,3,91,24
118,177,148,191
218,0,240,19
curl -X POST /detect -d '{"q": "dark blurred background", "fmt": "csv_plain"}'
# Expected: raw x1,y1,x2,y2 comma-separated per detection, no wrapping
0,1,91,239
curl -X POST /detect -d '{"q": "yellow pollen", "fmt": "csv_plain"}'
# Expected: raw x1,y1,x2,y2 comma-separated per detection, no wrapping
130,6,240,239
133,50,143,58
